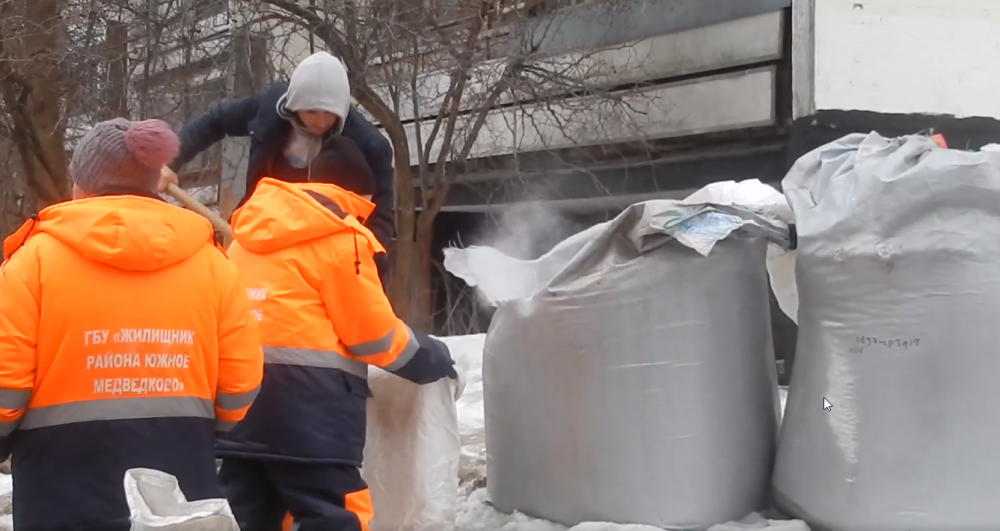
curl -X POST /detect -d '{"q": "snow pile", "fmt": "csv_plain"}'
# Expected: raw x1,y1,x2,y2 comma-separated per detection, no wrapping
446,334,489,495
440,334,800,531
0,473,11,531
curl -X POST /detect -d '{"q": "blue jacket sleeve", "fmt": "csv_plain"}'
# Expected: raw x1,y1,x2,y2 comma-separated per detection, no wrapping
364,135,396,247
170,95,261,170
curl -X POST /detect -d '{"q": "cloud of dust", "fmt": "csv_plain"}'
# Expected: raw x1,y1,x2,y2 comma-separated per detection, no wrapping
456,200,580,312
481,201,578,261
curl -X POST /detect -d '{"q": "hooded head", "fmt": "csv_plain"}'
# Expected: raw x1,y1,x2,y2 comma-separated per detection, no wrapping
284,52,351,136
69,118,179,197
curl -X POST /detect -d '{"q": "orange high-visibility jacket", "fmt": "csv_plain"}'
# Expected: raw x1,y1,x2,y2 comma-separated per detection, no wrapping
219,178,455,465
0,192,263,530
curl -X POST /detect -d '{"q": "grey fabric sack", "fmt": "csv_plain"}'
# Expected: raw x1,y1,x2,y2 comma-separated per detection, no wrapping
774,132,1000,530
476,200,785,529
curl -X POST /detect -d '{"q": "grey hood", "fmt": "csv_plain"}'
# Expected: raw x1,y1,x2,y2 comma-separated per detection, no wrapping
280,51,351,135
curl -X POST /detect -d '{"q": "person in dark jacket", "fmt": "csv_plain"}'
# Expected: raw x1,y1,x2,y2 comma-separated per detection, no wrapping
167,51,395,280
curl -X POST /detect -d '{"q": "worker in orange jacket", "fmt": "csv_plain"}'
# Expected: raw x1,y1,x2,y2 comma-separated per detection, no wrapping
0,118,264,531
218,136,458,531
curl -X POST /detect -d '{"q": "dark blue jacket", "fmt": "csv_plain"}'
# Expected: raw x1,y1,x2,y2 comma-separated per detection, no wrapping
214,331,454,467
215,181,456,466
170,82,396,250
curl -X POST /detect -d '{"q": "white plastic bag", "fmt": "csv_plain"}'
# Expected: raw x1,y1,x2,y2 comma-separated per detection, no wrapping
124,468,238,531
362,361,465,531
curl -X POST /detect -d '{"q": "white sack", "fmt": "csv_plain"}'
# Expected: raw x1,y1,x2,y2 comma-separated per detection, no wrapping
124,468,238,531
362,358,465,531
444,222,606,304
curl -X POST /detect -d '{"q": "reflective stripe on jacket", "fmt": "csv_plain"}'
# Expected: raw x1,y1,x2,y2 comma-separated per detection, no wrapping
220,178,455,464
0,194,264,530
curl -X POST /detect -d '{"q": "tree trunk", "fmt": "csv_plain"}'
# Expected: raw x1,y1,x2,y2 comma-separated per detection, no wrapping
391,214,436,331
0,138,29,241
387,160,421,324
0,0,70,210
104,20,130,119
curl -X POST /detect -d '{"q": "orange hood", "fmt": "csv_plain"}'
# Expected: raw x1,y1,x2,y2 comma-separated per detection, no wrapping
231,178,382,255
3,196,214,271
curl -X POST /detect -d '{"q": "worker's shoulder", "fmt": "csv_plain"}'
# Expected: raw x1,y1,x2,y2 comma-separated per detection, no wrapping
187,241,242,285
305,229,369,266
232,82,288,123
1,230,54,278
341,108,390,152
258,81,289,103
8,230,78,267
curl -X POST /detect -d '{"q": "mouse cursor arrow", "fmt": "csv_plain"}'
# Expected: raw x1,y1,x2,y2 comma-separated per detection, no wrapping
823,398,833,412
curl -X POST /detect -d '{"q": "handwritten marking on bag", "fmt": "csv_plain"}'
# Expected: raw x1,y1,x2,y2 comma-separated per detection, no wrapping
855,336,920,349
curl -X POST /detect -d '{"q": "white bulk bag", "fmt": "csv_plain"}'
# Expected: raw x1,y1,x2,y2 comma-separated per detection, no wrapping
362,363,465,531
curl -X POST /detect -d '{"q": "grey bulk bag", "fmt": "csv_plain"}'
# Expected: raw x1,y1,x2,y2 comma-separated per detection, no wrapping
774,132,1000,530
473,199,787,529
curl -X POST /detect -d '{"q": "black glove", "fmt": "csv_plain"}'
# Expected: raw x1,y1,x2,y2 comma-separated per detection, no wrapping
393,330,459,385
428,335,459,380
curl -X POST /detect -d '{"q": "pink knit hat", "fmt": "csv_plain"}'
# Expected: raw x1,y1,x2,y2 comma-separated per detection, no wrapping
69,118,179,194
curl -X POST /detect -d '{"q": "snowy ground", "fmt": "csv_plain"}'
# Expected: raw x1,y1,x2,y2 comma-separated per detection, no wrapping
0,334,795,531
0,473,11,531
445,334,801,531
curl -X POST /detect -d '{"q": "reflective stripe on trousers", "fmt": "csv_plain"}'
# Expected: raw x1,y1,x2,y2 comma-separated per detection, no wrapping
263,346,368,379
8,395,245,434
281,487,373,531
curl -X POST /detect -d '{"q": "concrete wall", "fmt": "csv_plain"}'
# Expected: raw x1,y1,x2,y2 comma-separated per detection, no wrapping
404,66,777,166
524,0,790,56
794,0,1000,119
376,11,783,125
391,9,786,164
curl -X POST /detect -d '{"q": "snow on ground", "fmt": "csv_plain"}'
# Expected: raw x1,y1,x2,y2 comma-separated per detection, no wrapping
0,473,12,531
442,334,801,531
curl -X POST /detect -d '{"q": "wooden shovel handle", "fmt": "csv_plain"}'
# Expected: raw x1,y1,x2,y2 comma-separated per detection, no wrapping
164,182,234,241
